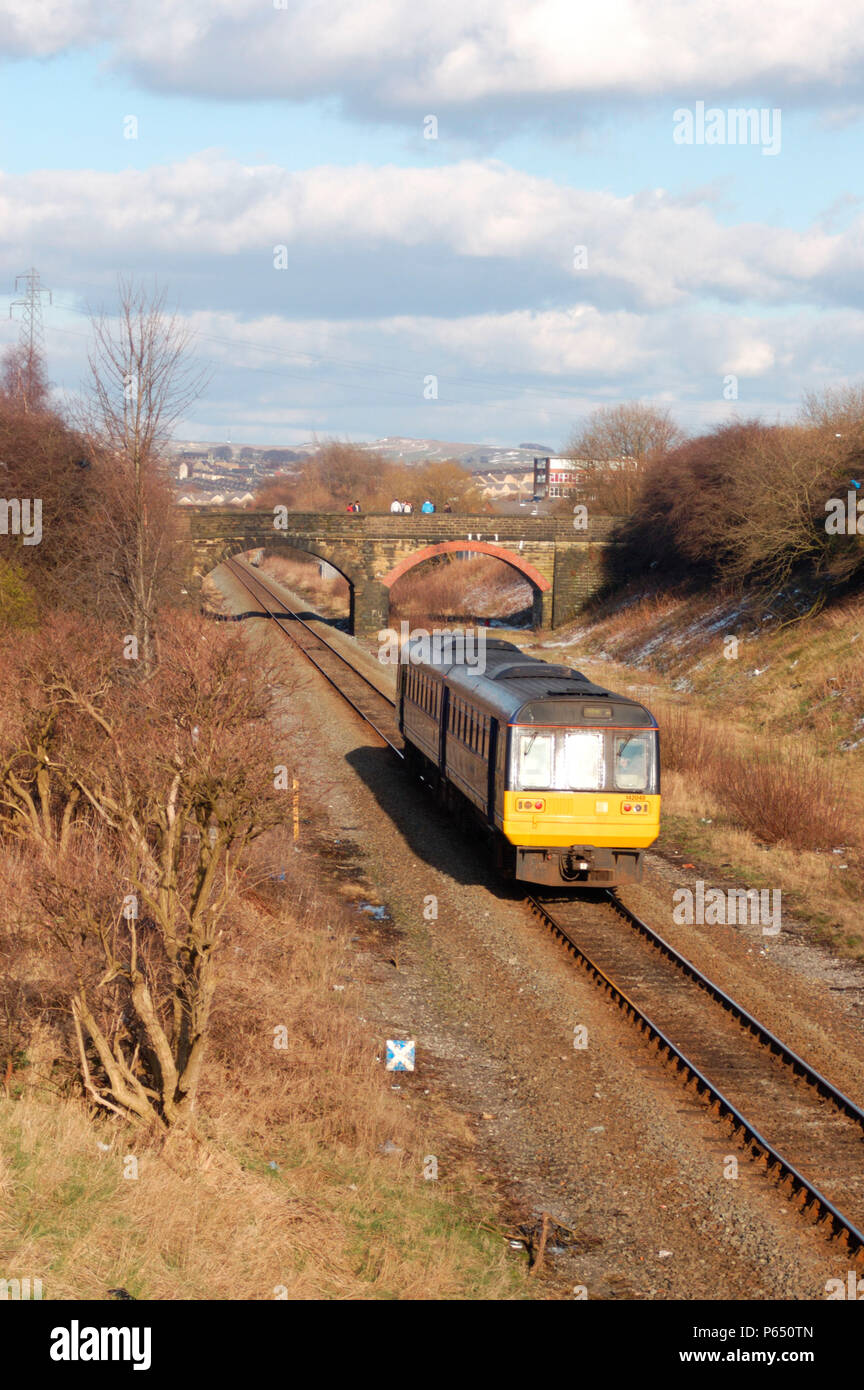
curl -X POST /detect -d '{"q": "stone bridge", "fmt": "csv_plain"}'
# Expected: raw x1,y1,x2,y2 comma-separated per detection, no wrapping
178,507,620,634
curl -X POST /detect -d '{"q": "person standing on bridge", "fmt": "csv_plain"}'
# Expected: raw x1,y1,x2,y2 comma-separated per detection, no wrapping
421,498,435,514
390,499,402,513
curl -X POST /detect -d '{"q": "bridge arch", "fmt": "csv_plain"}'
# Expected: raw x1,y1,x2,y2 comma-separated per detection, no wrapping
379,540,551,629
205,536,365,628
380,540,551,592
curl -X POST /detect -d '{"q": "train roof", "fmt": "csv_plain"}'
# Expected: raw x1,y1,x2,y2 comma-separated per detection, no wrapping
403,637,657,727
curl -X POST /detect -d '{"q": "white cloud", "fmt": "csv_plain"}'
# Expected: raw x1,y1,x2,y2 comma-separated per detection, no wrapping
2,149,863,441
2,1,864,117
1,154,861,316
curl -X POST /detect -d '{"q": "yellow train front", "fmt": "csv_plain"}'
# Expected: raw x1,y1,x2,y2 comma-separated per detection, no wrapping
398,637,660,887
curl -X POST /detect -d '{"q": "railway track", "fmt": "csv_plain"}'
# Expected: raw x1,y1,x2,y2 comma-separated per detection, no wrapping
221,554,864,1261
528,893,864,1260
222,556,403,754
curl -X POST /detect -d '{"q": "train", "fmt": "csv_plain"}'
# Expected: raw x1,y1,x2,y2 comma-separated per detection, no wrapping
397,637,660,887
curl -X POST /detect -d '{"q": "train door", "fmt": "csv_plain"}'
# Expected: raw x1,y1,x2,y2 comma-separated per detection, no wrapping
437,681,449,774
486,720,498,826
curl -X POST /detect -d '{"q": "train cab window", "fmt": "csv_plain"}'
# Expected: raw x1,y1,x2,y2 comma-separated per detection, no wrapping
560,732,605,790
513,731,554,789
613,734,654,792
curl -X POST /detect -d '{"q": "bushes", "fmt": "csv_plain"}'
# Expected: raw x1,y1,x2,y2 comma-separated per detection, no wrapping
716,743,848,851
656,701,729,776
390,555,531,625
610,415,863,597
0,612,284,1126
657,701,851,850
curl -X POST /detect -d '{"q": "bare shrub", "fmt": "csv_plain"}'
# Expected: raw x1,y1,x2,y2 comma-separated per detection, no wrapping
390,555,531,625
0,612,284,1126
655,701,730,776
710,742,850,851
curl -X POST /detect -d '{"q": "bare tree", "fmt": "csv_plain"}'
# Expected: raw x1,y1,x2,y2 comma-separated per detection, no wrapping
83,279,209,674
1,344,51,414
564,402,685,513
0,613,283,1126
801,382,864,442
567,402,684,464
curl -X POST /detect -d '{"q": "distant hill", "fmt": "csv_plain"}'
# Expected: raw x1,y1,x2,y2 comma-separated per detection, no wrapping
171,437,553,471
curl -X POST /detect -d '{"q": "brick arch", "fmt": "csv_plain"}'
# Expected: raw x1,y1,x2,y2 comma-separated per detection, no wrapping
380,540,551,591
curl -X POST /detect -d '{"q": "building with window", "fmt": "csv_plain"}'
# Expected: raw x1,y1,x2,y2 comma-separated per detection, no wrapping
533,455,637,499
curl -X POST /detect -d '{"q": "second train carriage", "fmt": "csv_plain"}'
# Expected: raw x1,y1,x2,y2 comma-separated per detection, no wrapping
397,638,660,887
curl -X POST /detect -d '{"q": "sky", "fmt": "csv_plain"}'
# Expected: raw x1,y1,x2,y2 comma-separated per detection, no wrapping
2,1,864,448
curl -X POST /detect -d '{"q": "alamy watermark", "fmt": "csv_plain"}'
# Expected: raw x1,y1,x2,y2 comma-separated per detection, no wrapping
825,490,864,535
673,102,781,156
673,880,781,935
1,1276,42,1299
0,497,42,545
378,620,487,673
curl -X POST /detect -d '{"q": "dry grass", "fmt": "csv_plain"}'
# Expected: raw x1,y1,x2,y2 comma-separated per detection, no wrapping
716,743,849,852
0,834,524,1301
655,700,851,851
654,701,730,776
